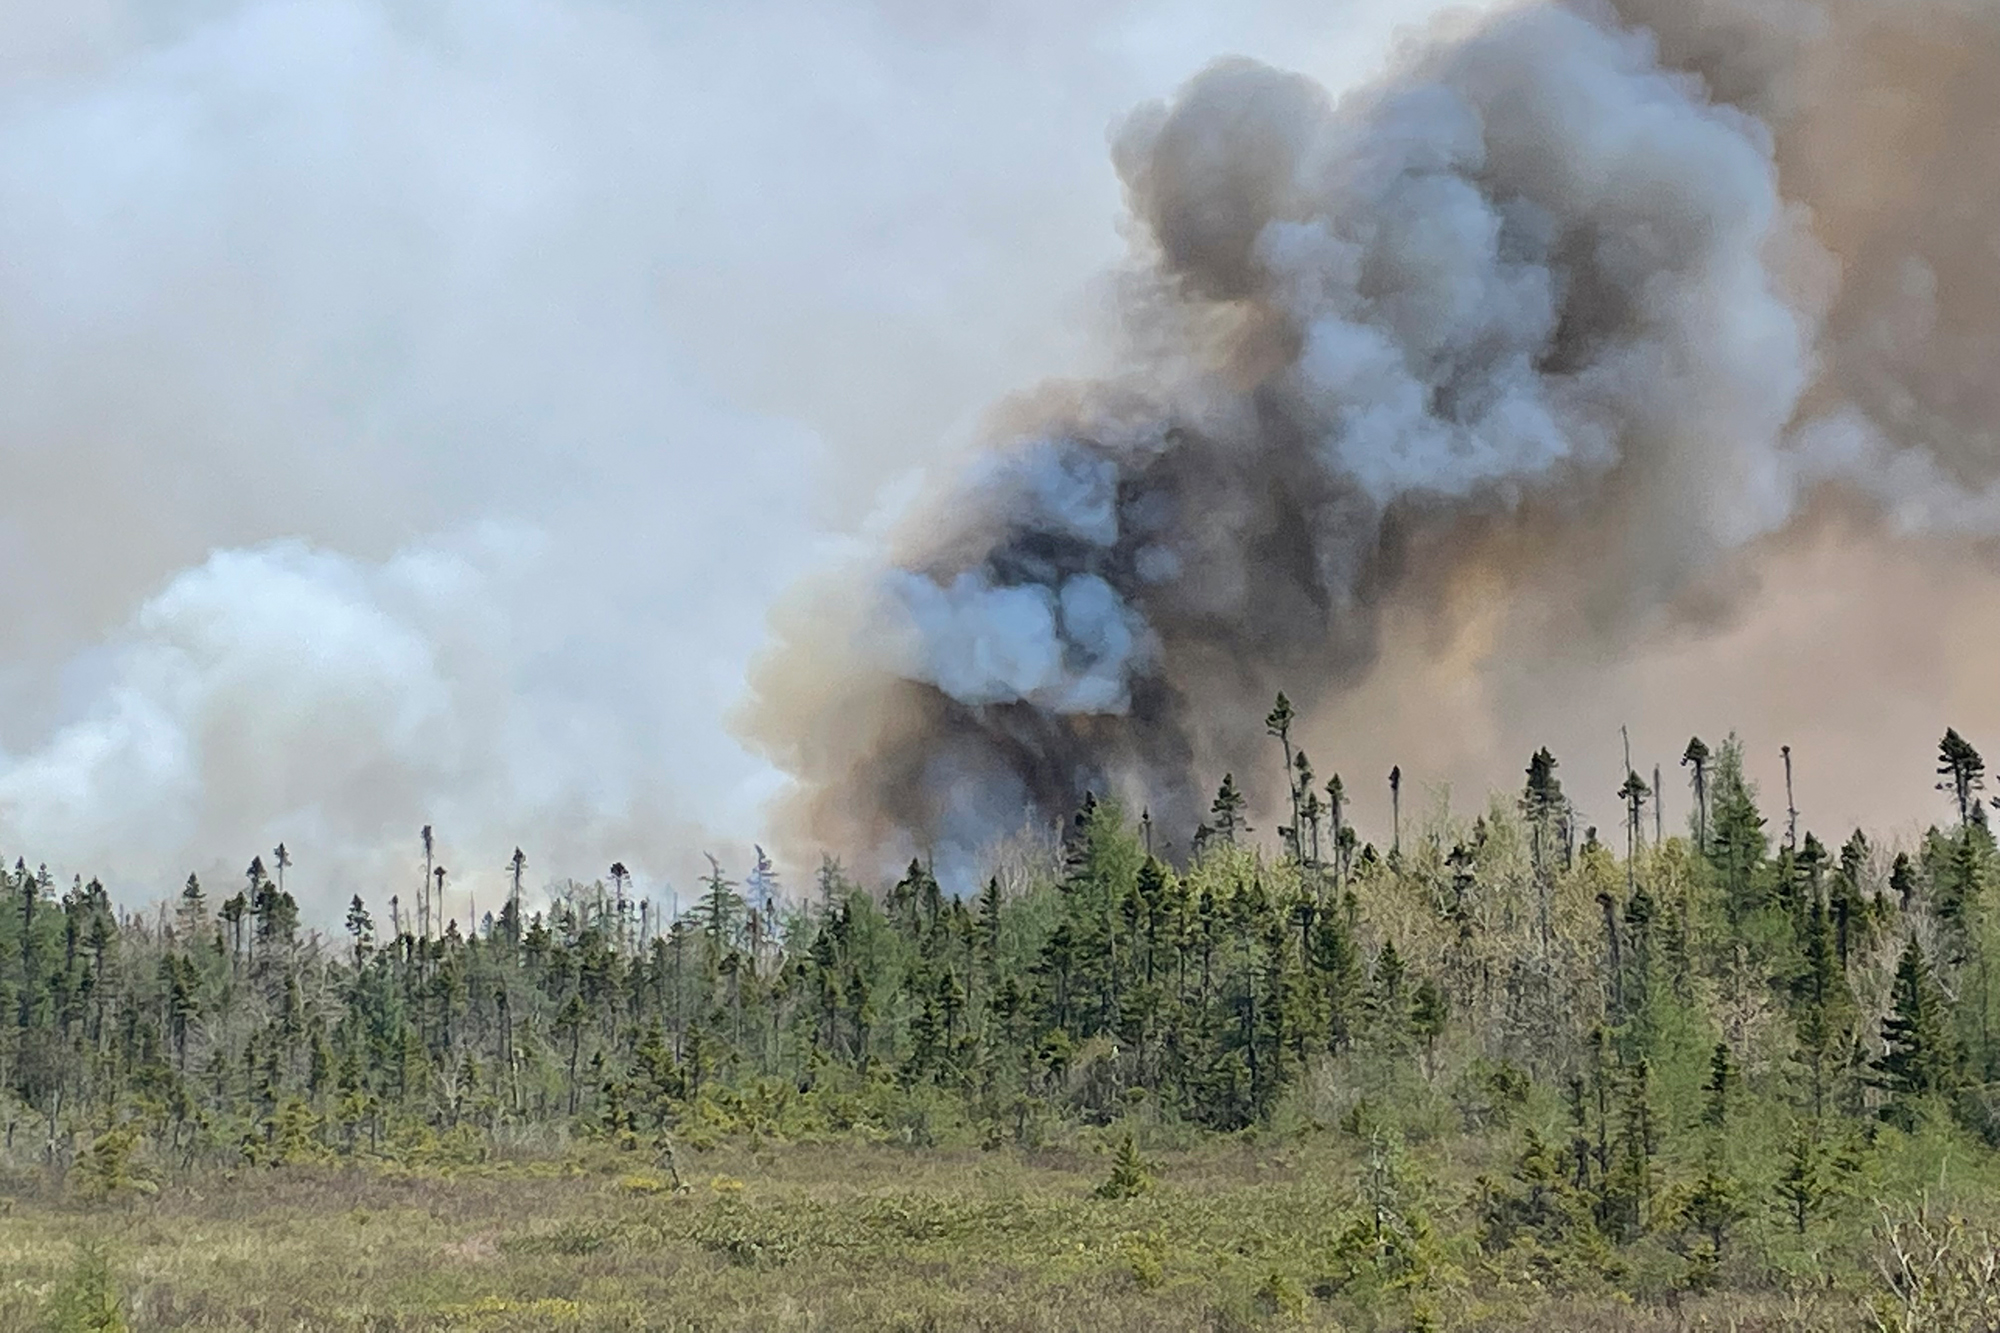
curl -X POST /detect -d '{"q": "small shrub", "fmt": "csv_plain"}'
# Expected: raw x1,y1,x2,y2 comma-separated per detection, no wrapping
1095,1134,1153,1200
1254,1269,1308,1320
41,1246,125,1333
75,1126,152,1201
1119,1230,1167,1290
688,1205,806,1269
1868,1201,2000,1332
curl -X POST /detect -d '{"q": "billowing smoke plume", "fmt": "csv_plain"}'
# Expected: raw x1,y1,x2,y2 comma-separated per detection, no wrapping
746,0,2000,874
0,0,1489,916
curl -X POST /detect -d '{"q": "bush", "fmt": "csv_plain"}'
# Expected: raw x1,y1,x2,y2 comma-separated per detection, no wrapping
74,1126,152,1201
1095,1134,1153,1200
1868,1201,2000,1332
41,1246,125,1333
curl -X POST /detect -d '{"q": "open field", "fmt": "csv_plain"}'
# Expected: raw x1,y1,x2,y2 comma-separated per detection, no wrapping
3,1128,1990,1333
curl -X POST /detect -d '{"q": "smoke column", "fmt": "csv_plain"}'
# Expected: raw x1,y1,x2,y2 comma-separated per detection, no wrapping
746,0,2000,876
0,1,1483,916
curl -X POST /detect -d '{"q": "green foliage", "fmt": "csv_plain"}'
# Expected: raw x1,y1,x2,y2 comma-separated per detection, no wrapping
1775,1126,1827,1235
75,1125,152,1200
1678,1165,1745,1269
1875,937,1963,1132
1096,1133,1154,1200
40,1246,125,1333
15,729,2000,1325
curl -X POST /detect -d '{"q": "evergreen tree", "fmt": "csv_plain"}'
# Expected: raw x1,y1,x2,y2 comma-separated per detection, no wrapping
1938,729,1987,827
1891,851,1917,912
176,873,207,942
1682,737,1712,852
1266,693,1299,854
1934,824,1991,932
1774,1126,1825,1235
1522,749,1565,885
1410,979,1449,1075
696,856,745,958
1326,775,1349,880
344,895,373,967
1208,774,1249,846
1873,937,1963,1132
1707,736,1768,924
1792,891,1853,1122
1601,1059,1656,1242
1702,1042,1735,1131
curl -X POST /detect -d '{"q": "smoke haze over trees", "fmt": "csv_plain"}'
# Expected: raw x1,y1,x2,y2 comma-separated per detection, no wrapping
0,0,1486,916
5,0,2000,915
748,0,2000,880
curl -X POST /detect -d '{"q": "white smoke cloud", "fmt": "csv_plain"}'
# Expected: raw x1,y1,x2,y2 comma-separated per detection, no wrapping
887,568,1152,714
0,0,1487,913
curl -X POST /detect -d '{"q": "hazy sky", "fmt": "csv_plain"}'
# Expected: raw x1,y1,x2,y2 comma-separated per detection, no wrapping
0,0,1497,918
10,0,1995,923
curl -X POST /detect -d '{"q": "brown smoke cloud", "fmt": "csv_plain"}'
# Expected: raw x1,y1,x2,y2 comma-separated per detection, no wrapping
744,0,2000,877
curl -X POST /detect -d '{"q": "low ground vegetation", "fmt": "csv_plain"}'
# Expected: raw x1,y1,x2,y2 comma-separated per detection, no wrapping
6,1130,2000,1331
9,721,2000,1328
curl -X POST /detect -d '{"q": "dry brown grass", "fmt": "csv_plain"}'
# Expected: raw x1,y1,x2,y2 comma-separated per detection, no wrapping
0,1137,1920,1332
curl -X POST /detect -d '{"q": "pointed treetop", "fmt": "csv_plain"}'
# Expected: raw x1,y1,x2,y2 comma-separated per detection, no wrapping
1524,749,1563,813
1265,692,1295,740
1938,729,1987,824
1210,773,1249,843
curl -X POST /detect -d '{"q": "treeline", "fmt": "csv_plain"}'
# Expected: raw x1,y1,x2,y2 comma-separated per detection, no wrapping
4,717,2000,1261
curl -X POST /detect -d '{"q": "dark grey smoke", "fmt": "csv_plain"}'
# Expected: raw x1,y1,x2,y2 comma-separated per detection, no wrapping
746,0,2000,875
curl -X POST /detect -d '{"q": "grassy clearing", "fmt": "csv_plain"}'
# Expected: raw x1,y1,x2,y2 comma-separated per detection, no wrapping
4,1127,1973,1333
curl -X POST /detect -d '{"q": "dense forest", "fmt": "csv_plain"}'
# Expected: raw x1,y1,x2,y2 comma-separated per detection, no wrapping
9,712,2000,1321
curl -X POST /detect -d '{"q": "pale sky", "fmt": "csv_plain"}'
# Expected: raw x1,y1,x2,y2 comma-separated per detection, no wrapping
0,0,1501,918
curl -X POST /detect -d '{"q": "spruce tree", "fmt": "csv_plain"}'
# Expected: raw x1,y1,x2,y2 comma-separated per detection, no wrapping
1938,729,1987,826
1702,1043,1735,1131
1326,775,1349,880
1774,1126,1824,1235
1266,693,1299,853
1096,1133,1153,1199
1522,749,1564,875
1873,937,1963,1131
1410,979,1449,1074
1682,737,1712,852
1891,852,1917,911
1369,939,1407,1043
1792,893,1853,1122
1600,1059,1655,1242
1708,737,1768,924
1208,774,1249,846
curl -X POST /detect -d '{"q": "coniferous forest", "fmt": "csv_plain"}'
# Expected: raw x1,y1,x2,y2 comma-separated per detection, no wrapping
11,718,2000,1331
